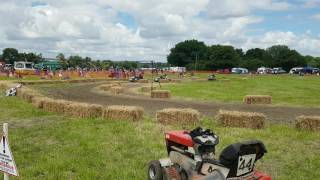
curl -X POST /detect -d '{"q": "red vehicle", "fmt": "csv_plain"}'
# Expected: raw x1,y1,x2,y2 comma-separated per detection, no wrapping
148,127,271,180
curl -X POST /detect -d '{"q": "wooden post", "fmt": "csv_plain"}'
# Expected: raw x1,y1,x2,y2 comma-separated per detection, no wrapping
3,123,9,180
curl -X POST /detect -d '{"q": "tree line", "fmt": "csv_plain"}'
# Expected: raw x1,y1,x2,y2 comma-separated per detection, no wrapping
167,40,320,71
0,48,156,70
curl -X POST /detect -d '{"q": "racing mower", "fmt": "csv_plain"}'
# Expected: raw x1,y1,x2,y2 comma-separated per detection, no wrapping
147,127,271,180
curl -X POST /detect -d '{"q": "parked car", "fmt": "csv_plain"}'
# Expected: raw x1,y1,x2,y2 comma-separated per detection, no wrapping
257,67,272,74
231,68,248,74
289,67,303,74
272,67,286,74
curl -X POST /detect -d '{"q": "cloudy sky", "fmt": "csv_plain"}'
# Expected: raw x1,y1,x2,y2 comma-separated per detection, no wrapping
0,0,319,61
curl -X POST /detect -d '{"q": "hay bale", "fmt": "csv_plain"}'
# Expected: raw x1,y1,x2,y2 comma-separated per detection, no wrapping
159,79,170,83
138,79,149,83
156,108,200,126
42,99,72,114
295,116,320,131
141,86,158,93
103,105,144,121
151,90,171,98
216,110,266,129
64,102,103,118
31,97,51,108
244,95,272,104
110,86,124,94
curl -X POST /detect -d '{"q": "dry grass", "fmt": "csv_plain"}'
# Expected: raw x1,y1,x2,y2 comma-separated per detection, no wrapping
151,90,171,98
216,110,266,129
103,105,144,121
64,102,103,118
110,86,124,94
244,95,272,104
295,116,320,131
156,108,200,126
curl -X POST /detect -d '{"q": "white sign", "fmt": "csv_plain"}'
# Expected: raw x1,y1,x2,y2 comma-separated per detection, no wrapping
0,135,18,176
236,154,256,176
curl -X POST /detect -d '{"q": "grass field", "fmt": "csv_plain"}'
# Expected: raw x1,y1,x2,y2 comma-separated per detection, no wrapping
163,74,320,107
0,89,319,179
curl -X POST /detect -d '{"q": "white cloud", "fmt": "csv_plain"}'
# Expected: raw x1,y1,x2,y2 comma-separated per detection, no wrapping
311,13,320,20
206,0,290,18
303,0,320,8
243,31,320,56
0,0,319,61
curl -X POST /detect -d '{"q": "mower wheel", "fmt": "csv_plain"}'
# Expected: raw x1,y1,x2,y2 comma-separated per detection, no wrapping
148,160,163,180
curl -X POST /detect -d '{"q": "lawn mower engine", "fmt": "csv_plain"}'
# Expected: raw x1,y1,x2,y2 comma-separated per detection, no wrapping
148,127,271,180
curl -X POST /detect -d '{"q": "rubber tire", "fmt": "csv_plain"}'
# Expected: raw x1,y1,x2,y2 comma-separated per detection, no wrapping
148,160,163,180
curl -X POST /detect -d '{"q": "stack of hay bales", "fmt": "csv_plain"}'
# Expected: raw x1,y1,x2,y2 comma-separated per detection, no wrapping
138,79,149,83
243,95,272,104
156,108,200,126
64,102,103,118
216,110,266,129
110,86,124,94
151,90,171,98
295,116,320,131
103,105,144,121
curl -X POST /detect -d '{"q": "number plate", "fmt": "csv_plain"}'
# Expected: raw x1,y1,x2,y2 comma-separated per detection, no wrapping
237,154,256,176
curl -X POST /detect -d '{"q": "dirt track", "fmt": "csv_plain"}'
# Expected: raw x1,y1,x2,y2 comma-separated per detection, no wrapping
36,82,320,124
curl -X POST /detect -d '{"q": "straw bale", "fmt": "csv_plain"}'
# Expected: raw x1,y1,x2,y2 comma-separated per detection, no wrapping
103,105,144,121
244,95,272,104
151,90,171,98
216,110,266,129
295,116,320,131
156,108,200,126
110,86,124,94
64,102,103,118
141,86,158,93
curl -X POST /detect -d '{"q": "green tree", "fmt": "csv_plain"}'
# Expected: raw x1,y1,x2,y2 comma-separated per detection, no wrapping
206,45,241,70
2,48,19,64
19,52,42,63
266,45,306,71
167,39,207,70
305,55,320,68
56,53,68,69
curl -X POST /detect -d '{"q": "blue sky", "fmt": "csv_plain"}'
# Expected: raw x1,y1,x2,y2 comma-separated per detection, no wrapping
0,0,319,61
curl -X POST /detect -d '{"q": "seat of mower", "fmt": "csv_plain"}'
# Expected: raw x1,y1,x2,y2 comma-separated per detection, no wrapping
218,140,267,178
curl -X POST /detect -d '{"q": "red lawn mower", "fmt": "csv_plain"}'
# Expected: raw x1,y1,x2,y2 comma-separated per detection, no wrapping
148,127,271,180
